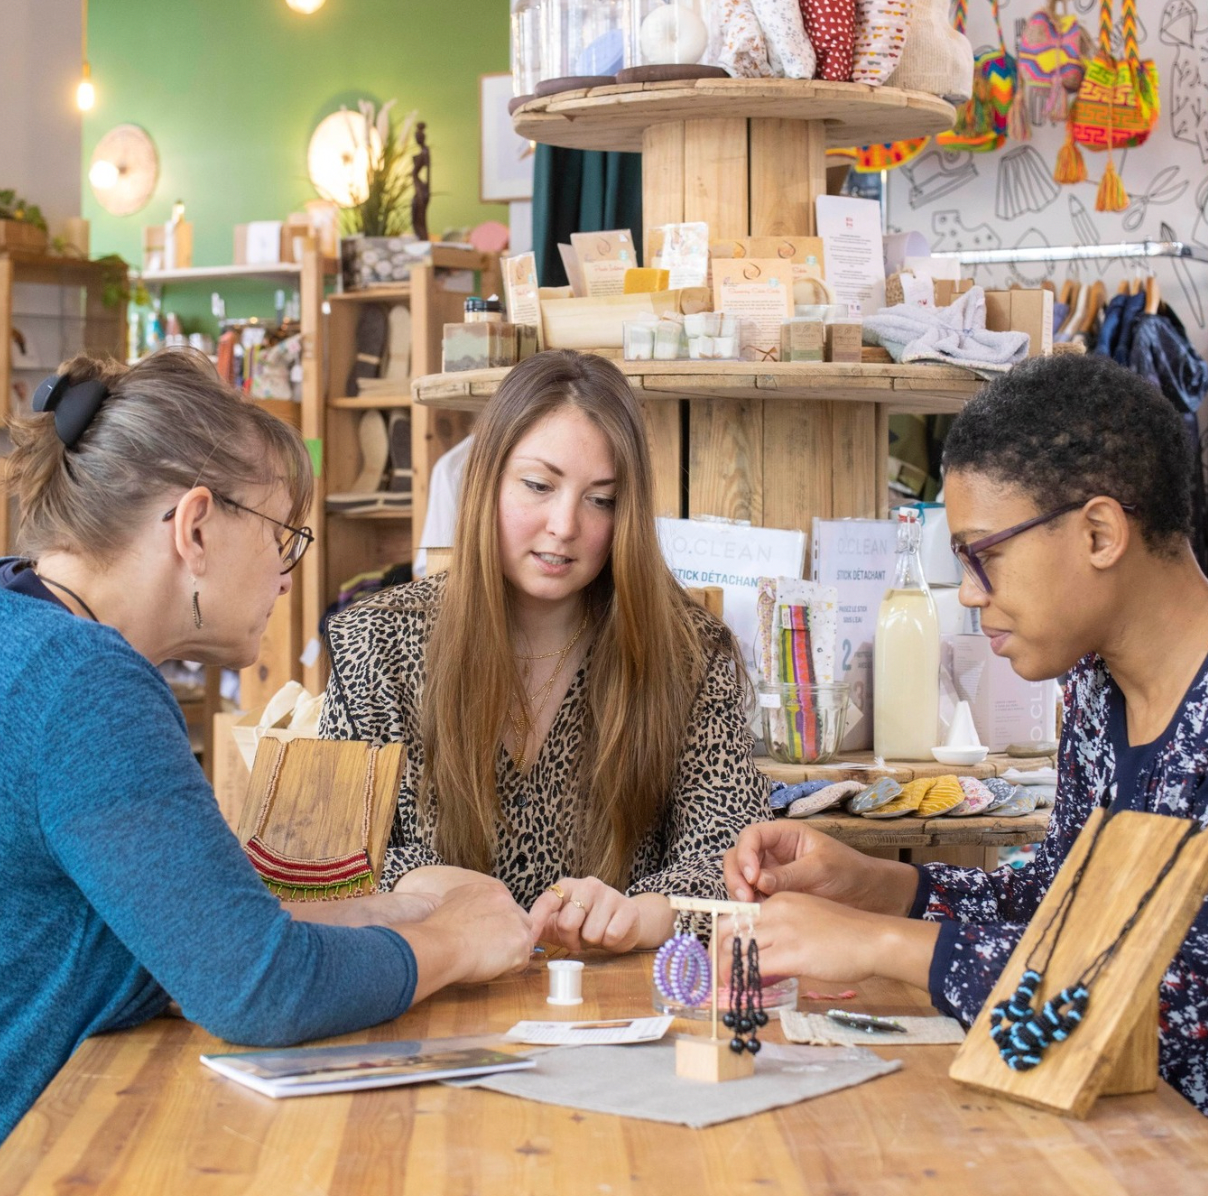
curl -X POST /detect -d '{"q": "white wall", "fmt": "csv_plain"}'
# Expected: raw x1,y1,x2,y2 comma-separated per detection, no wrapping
885,0,1208,355
0,0,82,233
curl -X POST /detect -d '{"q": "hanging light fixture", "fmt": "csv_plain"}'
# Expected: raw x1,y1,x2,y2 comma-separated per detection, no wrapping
285,0,326,13
76,0,95,110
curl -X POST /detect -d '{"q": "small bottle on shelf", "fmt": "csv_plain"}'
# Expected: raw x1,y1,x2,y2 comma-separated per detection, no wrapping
873,507,940,762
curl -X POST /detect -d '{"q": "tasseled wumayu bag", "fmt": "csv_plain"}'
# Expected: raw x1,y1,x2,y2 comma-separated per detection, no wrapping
1056,0,1159,212
936,0,1016,154
1016,1,1092,134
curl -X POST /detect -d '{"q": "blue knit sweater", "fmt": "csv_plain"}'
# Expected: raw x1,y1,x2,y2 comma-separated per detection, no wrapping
0,584,418,1141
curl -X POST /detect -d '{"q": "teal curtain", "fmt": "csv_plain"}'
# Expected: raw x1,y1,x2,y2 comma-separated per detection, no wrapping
532,145,643,287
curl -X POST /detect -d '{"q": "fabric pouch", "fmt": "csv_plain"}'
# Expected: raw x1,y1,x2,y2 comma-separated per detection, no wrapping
707,0,776,77
936,0,1017,155
800,0,855,81
751,0,817,78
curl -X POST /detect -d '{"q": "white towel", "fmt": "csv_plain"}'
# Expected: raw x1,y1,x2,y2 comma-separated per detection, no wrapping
864,287,1030,376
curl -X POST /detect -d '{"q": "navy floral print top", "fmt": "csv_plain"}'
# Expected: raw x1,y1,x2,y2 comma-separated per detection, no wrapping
912,652,1208,1114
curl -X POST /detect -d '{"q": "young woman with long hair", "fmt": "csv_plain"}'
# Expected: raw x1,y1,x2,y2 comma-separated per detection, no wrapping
322,350,772,952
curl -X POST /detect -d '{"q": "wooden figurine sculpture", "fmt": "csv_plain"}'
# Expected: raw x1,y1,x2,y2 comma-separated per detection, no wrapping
411,122,431,243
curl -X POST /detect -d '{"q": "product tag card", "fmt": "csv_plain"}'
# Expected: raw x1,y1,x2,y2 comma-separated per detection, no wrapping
570,230,636,298
712,259,795,360
503,252,543,347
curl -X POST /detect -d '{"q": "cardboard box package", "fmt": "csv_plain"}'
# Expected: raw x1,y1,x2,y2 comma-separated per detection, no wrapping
943,633,1058,752
984,288,1053,357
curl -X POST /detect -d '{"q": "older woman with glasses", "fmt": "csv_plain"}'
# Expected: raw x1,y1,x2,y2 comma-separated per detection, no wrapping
722,353,1208,1115
0,351,535,1142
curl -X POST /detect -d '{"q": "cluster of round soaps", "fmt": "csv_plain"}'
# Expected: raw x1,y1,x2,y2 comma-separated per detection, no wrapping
771,775,1039,819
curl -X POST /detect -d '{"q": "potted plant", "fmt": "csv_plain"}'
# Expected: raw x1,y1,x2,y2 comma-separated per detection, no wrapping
0,190,49,253
330,100,427,291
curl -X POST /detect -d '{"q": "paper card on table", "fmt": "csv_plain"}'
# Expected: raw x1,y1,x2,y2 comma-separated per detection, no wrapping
814,195,886,317
570,230,637,298
711,259,795,361
504,1017,674,1046
782,1011,966,1047
652,221,710,289
711,236,826,303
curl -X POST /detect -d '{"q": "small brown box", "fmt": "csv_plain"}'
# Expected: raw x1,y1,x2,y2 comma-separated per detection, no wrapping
984,288,1053,357
780,318,825,362
825,321,863,364
142,222,193,272
934,277,974,306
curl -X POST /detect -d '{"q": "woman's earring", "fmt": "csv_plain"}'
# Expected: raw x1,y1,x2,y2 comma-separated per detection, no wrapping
191,577,203,629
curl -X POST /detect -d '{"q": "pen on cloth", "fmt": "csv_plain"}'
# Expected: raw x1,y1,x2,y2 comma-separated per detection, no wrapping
825,1010,908,1033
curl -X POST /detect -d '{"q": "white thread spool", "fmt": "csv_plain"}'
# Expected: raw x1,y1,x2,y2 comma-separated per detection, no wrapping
547,959,584,1006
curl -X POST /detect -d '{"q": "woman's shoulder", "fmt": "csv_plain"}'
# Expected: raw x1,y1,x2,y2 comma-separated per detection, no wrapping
326,572,446,640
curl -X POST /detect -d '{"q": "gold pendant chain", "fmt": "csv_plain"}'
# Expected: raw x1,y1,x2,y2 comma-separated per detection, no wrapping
509,611,589,772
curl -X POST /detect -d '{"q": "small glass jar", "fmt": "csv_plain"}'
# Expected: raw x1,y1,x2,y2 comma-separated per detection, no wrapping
464,296,503,324
537,0,629,96
510,0,544,103
619,0,726,83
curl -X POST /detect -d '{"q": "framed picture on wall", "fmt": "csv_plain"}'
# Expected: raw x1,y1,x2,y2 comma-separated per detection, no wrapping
480,73,535,204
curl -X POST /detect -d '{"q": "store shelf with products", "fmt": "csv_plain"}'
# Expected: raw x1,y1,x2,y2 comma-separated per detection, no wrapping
301,248,501,694
412,80,969,541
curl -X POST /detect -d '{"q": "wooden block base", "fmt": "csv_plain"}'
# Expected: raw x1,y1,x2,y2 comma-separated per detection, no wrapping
675,1035,756,1083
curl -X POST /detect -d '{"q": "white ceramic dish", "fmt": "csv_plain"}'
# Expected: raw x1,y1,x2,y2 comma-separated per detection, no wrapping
931,745,990,766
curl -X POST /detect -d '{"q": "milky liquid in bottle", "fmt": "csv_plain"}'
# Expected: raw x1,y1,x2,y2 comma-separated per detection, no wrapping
873,509,940,761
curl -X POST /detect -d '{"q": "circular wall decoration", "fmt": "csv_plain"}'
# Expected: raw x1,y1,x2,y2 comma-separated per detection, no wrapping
307,111,380,208
88,124,159,216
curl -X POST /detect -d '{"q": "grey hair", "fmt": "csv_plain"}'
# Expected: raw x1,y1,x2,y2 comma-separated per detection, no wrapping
5,348,314,562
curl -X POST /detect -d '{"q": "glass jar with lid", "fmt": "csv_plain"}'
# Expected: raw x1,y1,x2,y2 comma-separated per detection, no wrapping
536,0,630,97
617,0,727,84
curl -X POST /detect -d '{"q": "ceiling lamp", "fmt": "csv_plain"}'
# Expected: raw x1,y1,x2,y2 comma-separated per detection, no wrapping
76,0,94,110
307,111,380,208
286,0,326,12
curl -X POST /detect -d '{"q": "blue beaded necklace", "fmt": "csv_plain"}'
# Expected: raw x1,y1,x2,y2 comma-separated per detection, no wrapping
990,807,1203,1072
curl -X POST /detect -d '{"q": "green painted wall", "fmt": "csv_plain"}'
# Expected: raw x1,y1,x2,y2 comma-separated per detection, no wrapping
82,0,508,326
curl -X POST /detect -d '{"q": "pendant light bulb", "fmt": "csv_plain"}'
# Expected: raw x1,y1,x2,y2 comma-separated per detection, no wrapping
286,0,326,12
77,61,95,111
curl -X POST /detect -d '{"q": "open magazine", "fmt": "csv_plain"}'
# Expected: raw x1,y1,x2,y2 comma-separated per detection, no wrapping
201,1039,534,1099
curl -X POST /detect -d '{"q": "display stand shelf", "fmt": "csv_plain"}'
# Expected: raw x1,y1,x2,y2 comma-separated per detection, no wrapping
511,79,957,154
410,80,963,532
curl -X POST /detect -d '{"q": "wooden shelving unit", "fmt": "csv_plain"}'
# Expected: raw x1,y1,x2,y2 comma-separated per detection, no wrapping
413,80,969,536
1,251,127,558
302,246,500,693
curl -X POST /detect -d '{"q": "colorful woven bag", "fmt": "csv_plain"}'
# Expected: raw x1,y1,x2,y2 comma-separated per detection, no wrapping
936,0,1017,154
1057,0,1159,211
1017,2,1091,126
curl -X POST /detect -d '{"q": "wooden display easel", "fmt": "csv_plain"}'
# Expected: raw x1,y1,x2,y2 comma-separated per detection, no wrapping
668,895,761,1082
949,809,1208,1118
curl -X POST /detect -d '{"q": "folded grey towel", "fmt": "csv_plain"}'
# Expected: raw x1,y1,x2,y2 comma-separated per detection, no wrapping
864,287,1030,377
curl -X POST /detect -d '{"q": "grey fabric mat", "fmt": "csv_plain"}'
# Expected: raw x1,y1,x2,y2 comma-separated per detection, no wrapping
445,1040,901,1128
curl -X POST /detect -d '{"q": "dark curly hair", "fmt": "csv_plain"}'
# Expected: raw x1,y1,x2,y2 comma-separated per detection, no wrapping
942,354,1192,556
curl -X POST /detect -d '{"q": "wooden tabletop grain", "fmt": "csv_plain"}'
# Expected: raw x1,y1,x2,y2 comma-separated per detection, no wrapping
4,953,1206,1195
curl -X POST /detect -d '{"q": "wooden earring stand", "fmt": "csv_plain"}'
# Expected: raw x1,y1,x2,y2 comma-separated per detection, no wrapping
949,809,1208,1118
667,895,761,1082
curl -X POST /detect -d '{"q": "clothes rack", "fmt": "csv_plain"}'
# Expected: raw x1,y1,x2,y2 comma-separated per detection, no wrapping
931,240,1208,268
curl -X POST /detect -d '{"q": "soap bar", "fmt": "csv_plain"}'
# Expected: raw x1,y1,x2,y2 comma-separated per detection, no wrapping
623,267,671,294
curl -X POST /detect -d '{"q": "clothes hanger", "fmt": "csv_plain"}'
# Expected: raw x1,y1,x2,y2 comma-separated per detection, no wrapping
1059,282,1089,342
1144,273,1161,316
1079,280,1107,335
1059,278,1077,306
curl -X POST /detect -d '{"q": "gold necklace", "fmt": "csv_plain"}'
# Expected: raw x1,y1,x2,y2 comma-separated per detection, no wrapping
508,611,589,772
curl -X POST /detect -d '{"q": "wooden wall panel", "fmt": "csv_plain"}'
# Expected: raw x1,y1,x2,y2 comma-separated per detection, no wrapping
688,398,762,523
642,123,685,266
762,400,832,537
749,119,827,237
641,398,684,519
830,402,880,519
683,118,749,239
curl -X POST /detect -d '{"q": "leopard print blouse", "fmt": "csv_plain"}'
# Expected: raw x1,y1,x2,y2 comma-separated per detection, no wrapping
319,574,773,907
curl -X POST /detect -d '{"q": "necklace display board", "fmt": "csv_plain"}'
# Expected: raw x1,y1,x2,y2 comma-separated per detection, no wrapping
949,808,1208,1118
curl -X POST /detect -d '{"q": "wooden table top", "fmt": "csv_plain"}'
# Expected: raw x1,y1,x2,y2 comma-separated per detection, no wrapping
5,953,1205,1195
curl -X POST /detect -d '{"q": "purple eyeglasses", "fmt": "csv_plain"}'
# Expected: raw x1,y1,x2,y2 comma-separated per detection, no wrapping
951,499,1139,594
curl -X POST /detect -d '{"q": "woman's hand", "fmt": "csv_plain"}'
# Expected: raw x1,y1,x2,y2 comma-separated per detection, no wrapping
723,820,920,916
528,876,653,953
718,892,940,991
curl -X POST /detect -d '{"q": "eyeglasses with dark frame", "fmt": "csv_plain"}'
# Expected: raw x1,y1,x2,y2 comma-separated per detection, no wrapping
950,498,1139,594
161,491,314,574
